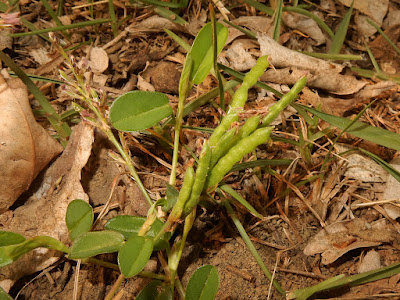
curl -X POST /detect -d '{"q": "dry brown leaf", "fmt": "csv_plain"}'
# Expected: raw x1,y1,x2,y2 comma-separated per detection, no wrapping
0,122,94,292
258,34,343,73
257,34,367,94
282,12,326,45
304,218,395,264
336,144,388,183
338,0,389,26
89,47,109,73
382,157,400,219
358,250,382,273
259,67,366,95
0,71,63,213
219,40,257,71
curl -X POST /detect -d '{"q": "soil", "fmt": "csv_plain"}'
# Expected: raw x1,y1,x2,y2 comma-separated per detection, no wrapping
1,0,400,299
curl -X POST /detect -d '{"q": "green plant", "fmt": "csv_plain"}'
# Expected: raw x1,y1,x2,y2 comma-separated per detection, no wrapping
0,16,311,297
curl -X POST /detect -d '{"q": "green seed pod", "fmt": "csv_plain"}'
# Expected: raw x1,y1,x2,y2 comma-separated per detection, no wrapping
237,115,260,139
262,76,307,126
210,128,238,168
182,141,212,216
169,166,195,220
206,127,273,191
210,116,260,168
208,113,239,147
208,56,269,147
230,56,269,108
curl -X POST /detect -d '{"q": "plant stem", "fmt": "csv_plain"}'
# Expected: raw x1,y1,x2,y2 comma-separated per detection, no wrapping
223,200,285,296
104,273,125,300
170,57,192,186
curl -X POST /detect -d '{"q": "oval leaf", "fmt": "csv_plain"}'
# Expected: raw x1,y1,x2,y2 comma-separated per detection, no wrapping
188,22,228,85
0,231,25,247
109,91,172,132
186,265,219,300
136,280,163,300
69,231,124,259
66,199,94,241
105,216,171,251
118,236,153,278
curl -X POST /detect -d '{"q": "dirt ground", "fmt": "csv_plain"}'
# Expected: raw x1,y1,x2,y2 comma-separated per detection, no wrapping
1,0,400,299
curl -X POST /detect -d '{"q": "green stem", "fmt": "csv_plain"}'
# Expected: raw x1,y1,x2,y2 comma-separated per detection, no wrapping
169,210,196,291
223,200,285,296
170,57,192,186
106,128,153,207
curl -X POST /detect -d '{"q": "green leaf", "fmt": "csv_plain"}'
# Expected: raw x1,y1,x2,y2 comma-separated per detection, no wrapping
0,231,26,247
329,2,353,54
136,280,164,300
69,231,124,259
66,199,94,241
109,91,173,132
186,265,219,300
272,0,283,41
188,22,228,85
0,286,13,300
163,184,179,212
0,236,69,268
156,285,173,300
295,104,400,151
118,236,153,278
104,216,171,251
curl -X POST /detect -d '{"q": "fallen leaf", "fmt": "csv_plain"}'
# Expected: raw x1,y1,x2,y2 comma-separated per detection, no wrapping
89,47,109,73
258,34,367,94
259,67,366,95
0,70,63,213
219,40,257,71
283,12,326,45
304,218,395,265
358,250,382,273
338,0,389,26
0,122,94,292
336,144,388,183
382,157,400,220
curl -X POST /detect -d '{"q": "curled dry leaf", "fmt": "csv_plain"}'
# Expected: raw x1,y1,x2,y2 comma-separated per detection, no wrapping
282,12,326,45
304,218,396,265
89,47,109,73
382,157,400,220
336,144,388,183
0,122,94,292
220,40,257,71
0,71,63,213
338,0,389,26
257,34,367,95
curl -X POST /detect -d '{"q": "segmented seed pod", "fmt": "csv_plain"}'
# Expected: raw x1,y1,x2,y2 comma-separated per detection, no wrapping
262,76,307,126
169,166,195,220
210,128,237,168
182,141,212,216
237,115,260,139
208,56,269,147
210,116,260,168
206,127,273,191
